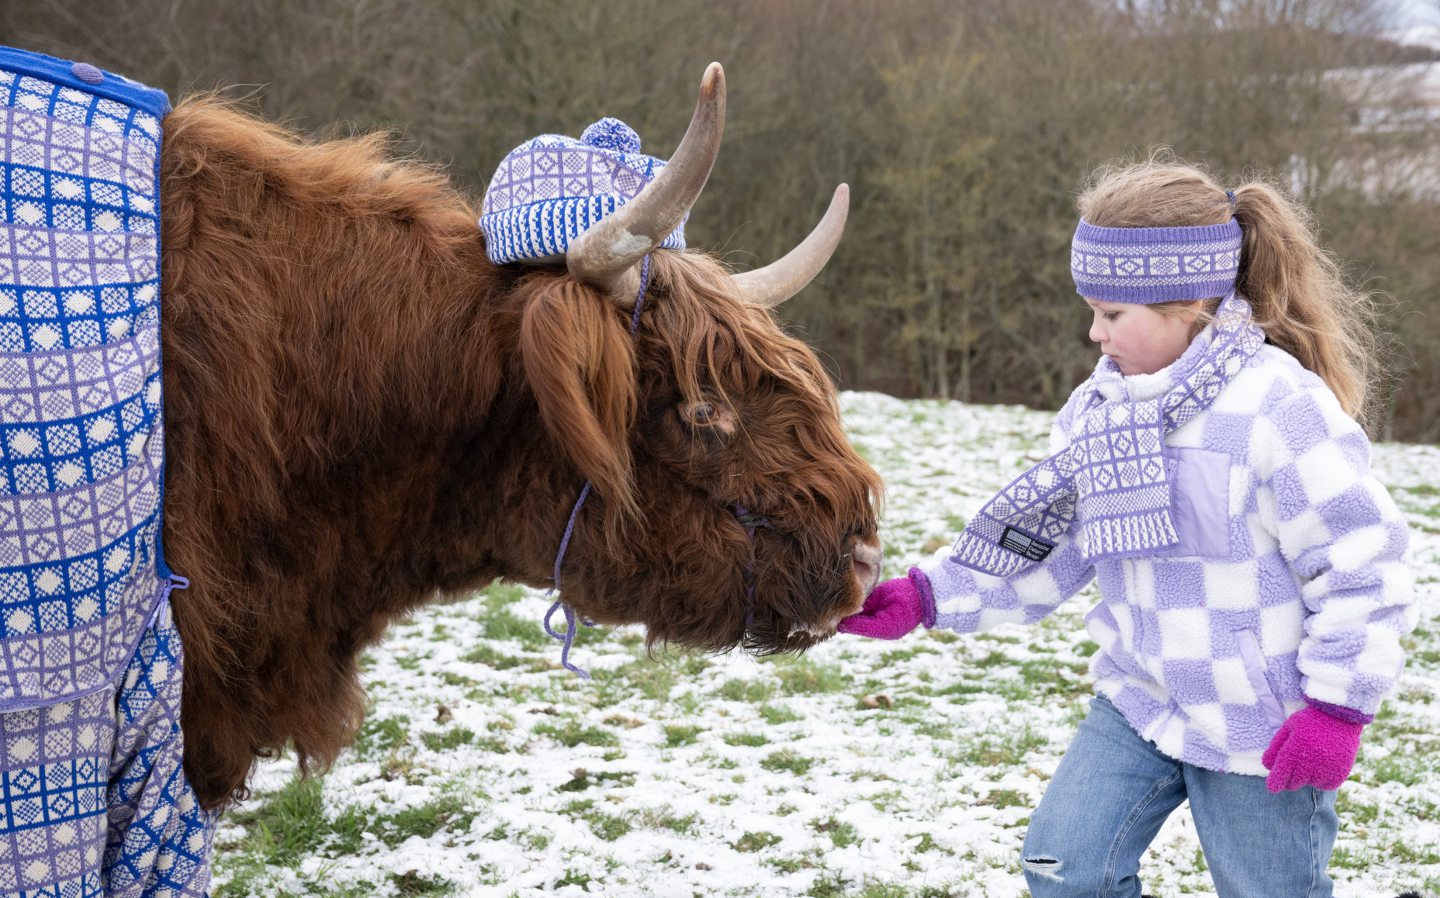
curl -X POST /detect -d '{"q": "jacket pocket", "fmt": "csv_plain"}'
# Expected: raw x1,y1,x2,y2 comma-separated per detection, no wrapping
1163,448,1232,558
1234,628,1286,728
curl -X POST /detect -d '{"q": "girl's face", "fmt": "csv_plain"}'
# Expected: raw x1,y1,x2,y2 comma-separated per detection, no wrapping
1084,299,1201,376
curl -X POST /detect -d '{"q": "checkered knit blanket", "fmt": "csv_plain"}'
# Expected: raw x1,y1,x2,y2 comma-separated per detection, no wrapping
950,291,1265,577
0,47,213,898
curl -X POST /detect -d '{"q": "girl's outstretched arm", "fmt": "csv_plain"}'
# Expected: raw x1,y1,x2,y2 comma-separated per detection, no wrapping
838,532,1096,640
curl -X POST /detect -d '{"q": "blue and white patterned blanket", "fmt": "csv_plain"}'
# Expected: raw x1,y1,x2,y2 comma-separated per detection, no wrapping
0,46,212,898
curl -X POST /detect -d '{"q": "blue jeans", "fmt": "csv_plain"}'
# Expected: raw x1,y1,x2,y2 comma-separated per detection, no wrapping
1022,695,1338,897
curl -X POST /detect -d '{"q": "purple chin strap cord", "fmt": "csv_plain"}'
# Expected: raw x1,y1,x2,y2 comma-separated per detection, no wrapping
543,255,771,677
541,255,654,678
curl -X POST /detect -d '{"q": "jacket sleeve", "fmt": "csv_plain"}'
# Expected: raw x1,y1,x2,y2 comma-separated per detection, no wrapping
915,398,1097,635
1254,387,1416,719
914,532,1096,635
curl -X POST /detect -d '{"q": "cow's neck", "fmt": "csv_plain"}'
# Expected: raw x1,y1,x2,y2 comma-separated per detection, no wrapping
156,96,574,808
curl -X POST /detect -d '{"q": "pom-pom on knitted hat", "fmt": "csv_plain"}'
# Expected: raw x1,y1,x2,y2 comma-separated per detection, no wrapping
479,117,687,265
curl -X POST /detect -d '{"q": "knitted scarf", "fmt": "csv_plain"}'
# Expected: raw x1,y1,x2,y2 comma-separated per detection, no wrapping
951,292,1265,577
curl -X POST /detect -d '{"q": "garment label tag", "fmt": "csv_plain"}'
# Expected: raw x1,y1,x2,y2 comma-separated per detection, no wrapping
1000,526,1054,562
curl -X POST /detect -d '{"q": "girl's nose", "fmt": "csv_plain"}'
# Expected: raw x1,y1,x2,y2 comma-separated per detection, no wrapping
1089,320,1106,344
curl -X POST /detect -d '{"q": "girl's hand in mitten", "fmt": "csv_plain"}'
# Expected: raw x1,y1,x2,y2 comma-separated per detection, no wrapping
1261,702,1367,793
837,569,935,640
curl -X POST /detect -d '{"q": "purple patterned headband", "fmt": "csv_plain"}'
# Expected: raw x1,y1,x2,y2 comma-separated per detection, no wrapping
1071,218,1243,304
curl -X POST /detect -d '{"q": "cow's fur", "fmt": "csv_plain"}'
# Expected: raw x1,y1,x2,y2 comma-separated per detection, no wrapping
158,97,882,810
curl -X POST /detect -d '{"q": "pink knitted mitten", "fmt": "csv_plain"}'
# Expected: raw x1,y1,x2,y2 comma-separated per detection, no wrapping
837,569,935,640
1262,701,1367,794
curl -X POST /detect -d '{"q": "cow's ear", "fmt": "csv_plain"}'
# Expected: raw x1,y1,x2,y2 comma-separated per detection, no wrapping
518,281,639,519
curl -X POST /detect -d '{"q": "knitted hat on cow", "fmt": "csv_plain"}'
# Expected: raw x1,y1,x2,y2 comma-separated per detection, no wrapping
479,117,687,265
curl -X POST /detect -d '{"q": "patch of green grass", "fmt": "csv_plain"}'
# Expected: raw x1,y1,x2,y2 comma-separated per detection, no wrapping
478,607,549,650
534,719,620,748
1386,839,1440,864
813,816,859,848
765,854,816,874
1336,793,1379,826
602,713,646,729
772,659,850,696
353,715,409,758
980,789,1028,809
732,830,783,852
331,792,484,850
717,678,776,703
867,789,904,812
636,806,699,835
707,753,740,770
421,727,475,752
723,731,769,747
609,659,678,702
225,776,328,867
972,649,1015,670
561,799,632,841
557,769,636,793
1366,751,1427,787
760,749,814,775
663,724,702,747
554,869,593,889
1328,844,1368,870
935,680,990,699
806,871,857,897
459,643,531,670
438,671,477,687
1398,483,1440,497
472,735,510,753
879,646,939,665
391,871,457,896
758,703,800,725
954,724,1048,767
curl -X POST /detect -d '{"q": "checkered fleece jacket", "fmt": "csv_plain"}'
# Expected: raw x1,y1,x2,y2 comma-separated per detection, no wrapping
918,343,1416,776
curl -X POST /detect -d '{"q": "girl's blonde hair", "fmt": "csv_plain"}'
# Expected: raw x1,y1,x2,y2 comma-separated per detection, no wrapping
1077,157,1379,423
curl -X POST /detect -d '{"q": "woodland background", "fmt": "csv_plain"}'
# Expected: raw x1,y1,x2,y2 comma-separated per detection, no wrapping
5,0,1439,440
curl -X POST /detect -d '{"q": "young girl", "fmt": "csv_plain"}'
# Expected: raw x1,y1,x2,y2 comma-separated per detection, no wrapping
841,160,1415,897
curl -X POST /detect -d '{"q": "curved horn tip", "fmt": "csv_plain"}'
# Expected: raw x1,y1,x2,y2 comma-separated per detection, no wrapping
701,62,725,96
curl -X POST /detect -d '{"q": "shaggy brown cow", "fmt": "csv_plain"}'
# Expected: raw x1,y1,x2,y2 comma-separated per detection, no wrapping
158,64,884,810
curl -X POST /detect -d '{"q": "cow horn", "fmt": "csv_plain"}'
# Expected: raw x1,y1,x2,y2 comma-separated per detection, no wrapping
566,63,726,304
733,184,849,309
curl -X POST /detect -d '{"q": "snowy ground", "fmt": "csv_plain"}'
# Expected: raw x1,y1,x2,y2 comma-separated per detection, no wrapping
211,392,1440,898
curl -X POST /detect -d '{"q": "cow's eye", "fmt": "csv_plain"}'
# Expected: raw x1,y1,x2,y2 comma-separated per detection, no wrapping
679,400,735,442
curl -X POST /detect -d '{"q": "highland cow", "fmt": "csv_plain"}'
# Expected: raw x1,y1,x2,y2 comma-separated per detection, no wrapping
156,63,884,811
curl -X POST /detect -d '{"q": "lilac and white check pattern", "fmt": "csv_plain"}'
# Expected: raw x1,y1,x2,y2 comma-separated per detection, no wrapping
920,343,1415,775
0,49,214,896
950,293,1264,577
479,128,686,264
1071,218,1243,304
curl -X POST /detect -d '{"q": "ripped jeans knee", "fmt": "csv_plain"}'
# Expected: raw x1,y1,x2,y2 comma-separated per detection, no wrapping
1022,854,1066,883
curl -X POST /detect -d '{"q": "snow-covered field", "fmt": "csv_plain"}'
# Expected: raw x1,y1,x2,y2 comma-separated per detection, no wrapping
211,392,1440,898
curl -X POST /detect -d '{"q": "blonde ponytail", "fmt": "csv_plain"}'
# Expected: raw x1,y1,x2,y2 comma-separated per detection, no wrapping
1231,182,1376,422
